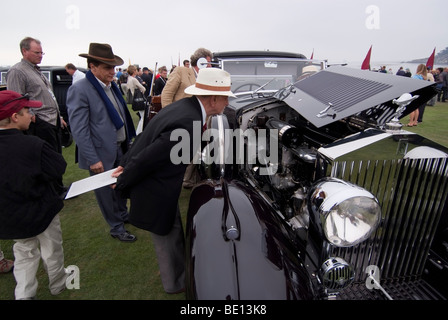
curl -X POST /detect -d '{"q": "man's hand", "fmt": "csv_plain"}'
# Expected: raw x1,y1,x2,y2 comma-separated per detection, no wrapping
111,166,124,178
110,166,124,189
90,161,104,174
60,117,68,129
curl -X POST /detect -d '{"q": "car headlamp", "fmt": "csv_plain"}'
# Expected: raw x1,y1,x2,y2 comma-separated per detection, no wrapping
309,178,381,247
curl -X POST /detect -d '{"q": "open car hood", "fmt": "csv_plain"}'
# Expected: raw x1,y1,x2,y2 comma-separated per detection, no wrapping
280,66,437,128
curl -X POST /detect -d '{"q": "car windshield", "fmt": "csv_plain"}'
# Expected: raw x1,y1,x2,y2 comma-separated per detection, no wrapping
220,58,324,94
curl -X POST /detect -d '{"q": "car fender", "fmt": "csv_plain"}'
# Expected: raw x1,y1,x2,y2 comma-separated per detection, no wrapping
186,178,314,300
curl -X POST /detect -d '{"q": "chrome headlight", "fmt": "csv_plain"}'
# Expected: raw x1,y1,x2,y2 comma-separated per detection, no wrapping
309,178,381,247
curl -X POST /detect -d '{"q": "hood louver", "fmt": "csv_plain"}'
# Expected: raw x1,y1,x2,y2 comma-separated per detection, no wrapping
283,66,437,128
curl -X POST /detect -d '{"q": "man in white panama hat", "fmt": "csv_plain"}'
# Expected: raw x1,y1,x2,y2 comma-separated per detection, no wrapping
112,67,234,294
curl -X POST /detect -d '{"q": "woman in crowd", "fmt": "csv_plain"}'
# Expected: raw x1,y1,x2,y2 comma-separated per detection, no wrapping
407,64,427,127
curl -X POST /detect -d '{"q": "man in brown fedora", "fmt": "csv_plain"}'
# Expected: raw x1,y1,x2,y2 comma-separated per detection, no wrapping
66,43,137,242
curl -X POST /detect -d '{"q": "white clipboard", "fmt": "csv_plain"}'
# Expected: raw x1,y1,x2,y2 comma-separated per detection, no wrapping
65,169,117,199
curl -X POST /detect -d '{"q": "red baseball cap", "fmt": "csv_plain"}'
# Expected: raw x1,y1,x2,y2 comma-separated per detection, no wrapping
0,90,42,120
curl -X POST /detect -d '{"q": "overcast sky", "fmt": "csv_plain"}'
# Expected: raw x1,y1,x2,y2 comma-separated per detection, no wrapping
2,0,447,70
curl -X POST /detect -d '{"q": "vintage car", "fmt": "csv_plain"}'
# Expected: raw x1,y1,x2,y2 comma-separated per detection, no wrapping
185,51,448,300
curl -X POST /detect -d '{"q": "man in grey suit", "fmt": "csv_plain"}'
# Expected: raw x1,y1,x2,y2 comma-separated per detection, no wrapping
66,43,137,242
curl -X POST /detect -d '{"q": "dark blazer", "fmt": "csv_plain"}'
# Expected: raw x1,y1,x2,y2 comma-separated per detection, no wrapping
0,129,66,239
116,97,203,235
153,77,166,96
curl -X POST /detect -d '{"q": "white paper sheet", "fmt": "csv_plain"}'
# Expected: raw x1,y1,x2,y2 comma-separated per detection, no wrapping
65,168,117,199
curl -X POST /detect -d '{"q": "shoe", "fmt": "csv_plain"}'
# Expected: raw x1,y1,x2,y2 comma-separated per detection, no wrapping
111,231,137,242
0,258,14,273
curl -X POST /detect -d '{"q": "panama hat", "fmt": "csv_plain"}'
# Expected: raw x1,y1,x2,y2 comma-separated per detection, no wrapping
185,68,235,97
0,91,42,121
79,43,124,66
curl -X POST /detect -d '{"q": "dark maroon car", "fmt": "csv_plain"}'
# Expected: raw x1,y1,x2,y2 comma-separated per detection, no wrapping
185,52,448,300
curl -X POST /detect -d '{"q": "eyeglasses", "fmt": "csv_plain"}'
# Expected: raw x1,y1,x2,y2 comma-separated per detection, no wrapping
31,51,45,55
2,93,30,106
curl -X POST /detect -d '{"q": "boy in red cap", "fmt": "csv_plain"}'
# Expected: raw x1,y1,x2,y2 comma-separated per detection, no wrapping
0,90,68,299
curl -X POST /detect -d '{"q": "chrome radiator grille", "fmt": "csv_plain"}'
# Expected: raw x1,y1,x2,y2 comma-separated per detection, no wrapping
326,157,448,283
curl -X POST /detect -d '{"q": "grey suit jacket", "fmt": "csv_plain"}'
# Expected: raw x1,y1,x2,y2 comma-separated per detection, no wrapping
66,77,132,171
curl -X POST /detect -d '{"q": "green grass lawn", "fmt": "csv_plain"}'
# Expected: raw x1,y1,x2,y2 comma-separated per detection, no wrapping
0,101,447,300
399,101,448,147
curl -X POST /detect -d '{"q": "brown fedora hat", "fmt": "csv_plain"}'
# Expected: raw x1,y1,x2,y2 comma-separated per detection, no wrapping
79,43,124,66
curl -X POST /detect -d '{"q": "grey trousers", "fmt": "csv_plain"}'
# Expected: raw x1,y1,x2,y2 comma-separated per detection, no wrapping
93,181,129,235
150,208,185,293
91,146,129,236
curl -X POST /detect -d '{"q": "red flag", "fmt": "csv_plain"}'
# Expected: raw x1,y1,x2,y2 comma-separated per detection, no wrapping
361,45,372,70
310,49,314,60
426,47,436,69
